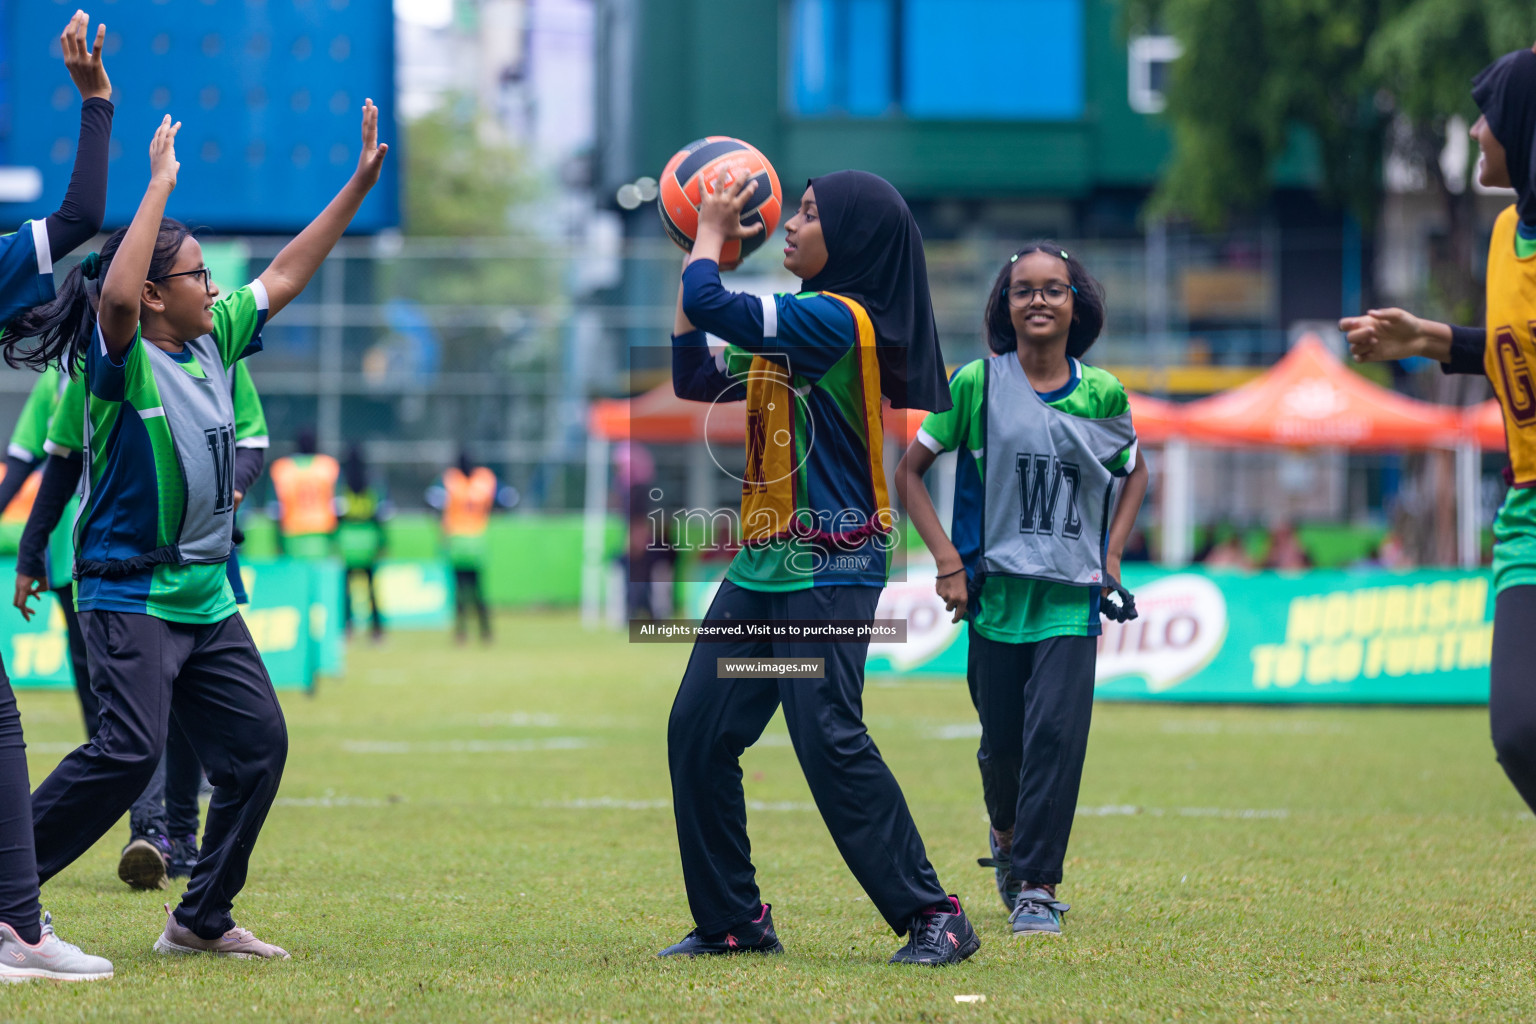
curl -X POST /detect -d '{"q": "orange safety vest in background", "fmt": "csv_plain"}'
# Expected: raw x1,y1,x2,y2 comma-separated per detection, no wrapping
270,454,340,535
443,467,496,538
0,466,40,525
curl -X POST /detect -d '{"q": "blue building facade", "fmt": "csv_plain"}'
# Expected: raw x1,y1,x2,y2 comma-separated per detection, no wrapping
0,0,398,233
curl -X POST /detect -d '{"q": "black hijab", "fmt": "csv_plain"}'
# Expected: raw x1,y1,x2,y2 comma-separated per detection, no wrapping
1474,48,1536,225
801,171,950,412
344,445,369,494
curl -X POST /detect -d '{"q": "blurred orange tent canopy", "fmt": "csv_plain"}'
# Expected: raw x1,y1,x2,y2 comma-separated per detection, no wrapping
1470,399,1506,451
588,385,745,443
592,373,1186,446
1178,334,1463,449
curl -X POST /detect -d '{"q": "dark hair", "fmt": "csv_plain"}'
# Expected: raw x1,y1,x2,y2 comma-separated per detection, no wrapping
344,444,369,493
984,241,1106,358
1,218,193,375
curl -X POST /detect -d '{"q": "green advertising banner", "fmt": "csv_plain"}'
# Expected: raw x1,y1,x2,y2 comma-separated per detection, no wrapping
237,558,319,689
359,560,453,630
691,566,1496,703
2,557,353,692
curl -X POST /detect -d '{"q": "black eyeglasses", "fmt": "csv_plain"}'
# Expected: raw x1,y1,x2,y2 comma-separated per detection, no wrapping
1007,283,1076,308
151,266,213,295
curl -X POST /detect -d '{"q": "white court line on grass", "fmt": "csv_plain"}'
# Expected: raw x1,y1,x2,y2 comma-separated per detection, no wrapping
926,724,983,740
27,742,80,754
544,797,816,812
341,738,595,754
475,712,562,727
1076,804,1290,819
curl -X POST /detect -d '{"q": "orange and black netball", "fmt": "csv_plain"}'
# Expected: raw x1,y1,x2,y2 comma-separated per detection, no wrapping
658,136,782,270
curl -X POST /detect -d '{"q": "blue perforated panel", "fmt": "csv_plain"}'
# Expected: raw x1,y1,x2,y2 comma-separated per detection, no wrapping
0,0,398,233
903,0,1083,120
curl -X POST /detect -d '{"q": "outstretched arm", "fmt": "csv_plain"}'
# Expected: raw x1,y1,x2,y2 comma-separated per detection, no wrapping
46,12,113,257
98,116,180,357
257,100,389,318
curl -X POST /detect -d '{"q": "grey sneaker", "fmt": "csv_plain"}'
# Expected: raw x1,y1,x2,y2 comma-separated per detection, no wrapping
0,913,113,982
152,905,290,960
1009,888,1069,937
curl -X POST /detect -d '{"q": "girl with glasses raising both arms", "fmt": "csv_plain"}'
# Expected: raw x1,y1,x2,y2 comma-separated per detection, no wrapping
0,101,387,962
897,244,1149,939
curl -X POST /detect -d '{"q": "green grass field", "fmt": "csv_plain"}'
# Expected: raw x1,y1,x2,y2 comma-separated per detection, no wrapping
2,611,1534,1022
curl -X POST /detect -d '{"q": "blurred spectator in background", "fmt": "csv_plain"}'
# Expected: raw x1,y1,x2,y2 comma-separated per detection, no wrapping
1200,525,1252,569
1353,528,1414,571
614,442,673,620
1121,528,1151,563
428,449,515,644
269,427,338,559
1263,522,1312,571
337,445,391,641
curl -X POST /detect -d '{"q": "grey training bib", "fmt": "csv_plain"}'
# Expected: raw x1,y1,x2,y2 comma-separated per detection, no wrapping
144,333,237,564
978,355,1136,587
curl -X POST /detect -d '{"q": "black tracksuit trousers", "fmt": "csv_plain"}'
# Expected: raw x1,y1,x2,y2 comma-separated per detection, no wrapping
30,611,287,940
1490,587,1536,814
966,626,1097,887
668,581,947,937
0,672,40,943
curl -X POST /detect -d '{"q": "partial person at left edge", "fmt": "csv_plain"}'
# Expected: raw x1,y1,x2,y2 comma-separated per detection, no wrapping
0,9,118,983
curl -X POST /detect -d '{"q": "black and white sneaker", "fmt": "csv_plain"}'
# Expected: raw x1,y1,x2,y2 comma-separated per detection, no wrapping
657,903,784,957
889,895,980,965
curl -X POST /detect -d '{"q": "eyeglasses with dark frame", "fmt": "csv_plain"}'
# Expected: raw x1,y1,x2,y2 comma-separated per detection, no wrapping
150,266,213,295
1007,283,1077,308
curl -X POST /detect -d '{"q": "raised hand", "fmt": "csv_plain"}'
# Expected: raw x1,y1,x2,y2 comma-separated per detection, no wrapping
697,168,764,242
353,98,389,191
61,10,111,103
149,114,180,190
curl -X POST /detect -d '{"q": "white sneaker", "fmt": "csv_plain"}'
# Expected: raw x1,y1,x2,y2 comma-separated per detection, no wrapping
0,913,113,982
152,904,289,960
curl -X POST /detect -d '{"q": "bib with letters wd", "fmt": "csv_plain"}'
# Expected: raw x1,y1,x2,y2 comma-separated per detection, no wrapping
978,355,1135,586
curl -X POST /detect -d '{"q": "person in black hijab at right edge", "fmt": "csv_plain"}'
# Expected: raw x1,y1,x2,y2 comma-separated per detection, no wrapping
1343,45,1536,827
660,169,978,965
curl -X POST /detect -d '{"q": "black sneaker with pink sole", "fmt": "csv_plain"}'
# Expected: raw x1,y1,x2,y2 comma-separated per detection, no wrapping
657,903,784,957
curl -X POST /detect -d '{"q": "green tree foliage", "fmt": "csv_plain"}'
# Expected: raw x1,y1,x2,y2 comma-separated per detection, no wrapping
393,98,556,311
1134,0,1536,238
403,99,541,238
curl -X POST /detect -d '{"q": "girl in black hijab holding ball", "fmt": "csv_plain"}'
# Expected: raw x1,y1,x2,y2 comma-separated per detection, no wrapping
659,168,979,966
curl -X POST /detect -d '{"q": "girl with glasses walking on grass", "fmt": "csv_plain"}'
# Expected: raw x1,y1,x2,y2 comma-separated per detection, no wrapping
1,100,387,962
896,243,1149,938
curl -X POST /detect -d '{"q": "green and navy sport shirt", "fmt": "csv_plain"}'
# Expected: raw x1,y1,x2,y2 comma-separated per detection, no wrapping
71,281,267,623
